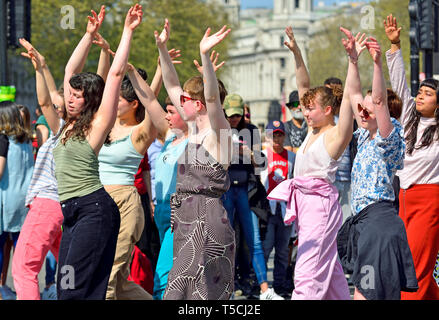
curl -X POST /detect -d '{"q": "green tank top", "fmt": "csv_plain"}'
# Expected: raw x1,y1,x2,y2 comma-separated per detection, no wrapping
53,137,103,202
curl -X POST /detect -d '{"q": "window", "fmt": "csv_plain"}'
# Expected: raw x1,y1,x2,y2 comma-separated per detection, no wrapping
280,79,285,95
295,0,300,9
280,36,285,48
280,58,286,69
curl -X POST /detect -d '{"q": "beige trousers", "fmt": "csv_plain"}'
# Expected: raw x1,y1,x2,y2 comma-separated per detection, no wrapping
105,185,152,300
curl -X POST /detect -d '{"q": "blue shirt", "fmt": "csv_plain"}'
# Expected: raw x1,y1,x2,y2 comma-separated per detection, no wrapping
1,137,34,233
351,118,405,214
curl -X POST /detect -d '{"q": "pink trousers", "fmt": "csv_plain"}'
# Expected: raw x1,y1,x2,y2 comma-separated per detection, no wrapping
268,177,350,300
12,197,63,300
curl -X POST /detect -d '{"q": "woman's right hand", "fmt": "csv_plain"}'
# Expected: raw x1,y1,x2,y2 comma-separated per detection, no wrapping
124,4,143,31
384,14,401,44
19,38,43,70
154,19,170,48
93,32,110,51
86,5,105,36
340,27,359,62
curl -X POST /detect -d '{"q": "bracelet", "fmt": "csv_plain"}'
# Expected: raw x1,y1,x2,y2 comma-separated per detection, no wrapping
391,40,400,44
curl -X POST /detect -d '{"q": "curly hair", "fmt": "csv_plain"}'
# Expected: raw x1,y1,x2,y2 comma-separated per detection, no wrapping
405,79,439,155
62,72,105,144
301,86,343,115
0,101,32,143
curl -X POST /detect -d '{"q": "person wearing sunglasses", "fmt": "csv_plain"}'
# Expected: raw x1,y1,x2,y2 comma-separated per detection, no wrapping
385,14,439,300
339,28,417,300
284,90,308,154
155,19,234,300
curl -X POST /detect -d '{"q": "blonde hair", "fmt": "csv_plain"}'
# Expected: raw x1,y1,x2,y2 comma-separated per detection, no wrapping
183,76,228,106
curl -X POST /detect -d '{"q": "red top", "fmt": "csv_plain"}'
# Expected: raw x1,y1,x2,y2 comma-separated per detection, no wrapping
266,148,289,195
134,153,150,195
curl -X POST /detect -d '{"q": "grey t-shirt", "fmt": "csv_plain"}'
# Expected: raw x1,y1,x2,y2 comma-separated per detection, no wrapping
283,120,308,149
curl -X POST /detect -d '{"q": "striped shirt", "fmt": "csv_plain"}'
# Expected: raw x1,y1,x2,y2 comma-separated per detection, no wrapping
25,119,64,207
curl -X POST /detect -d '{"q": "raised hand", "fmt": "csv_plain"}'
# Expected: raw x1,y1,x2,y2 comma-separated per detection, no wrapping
365,37,382,63
93,32,110,51
200,26,231,55
154,19,170,47
125,4,143,31
284,26,299,52
354,32,367,58
86,5,105,36
384,14,401,44
19,38,44,70
193,50,225,74
340,27,358,61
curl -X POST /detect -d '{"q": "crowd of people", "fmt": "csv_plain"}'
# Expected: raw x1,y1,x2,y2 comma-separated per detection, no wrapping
0,6,438,301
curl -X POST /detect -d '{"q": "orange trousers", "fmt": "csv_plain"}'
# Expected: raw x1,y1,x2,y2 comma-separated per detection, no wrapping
399,184,439,300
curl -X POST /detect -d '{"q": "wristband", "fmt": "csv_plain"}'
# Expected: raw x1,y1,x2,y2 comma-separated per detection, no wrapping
391,40,400,44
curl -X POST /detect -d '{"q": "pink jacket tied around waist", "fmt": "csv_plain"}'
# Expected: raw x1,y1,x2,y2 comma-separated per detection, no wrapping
267,176,338,225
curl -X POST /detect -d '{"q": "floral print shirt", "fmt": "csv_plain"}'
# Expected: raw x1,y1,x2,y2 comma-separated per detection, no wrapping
351,118,405,214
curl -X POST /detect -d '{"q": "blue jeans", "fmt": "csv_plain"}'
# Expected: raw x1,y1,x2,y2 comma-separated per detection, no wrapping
222,186,267,285
45,251,57,286
263,204,293,290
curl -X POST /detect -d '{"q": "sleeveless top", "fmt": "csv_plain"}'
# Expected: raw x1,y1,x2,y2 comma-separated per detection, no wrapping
294,132,340,184
98,130,144,185
155,134,189,205
0,137,34,233
53,137,102,202
164,136,235,300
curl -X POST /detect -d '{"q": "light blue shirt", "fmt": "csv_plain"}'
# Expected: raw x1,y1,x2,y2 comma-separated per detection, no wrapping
351,118,405,214
0,137,34,234
98,131,144,185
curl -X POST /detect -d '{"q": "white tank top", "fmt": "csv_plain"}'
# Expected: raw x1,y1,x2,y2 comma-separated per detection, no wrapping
294,132,341,184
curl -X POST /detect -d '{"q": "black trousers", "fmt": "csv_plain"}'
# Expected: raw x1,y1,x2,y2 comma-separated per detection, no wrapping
56,188,120,300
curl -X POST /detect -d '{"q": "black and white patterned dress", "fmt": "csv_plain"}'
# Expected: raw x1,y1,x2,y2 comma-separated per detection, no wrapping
163,142,235,300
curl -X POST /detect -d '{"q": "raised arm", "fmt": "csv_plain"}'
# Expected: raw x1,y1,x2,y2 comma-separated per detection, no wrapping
367,37,393,138
384,14,414,125
155,19,185,119
284,26,310,102
38,53,64,108
150,48,182,97
19,38,61,134
199,26,231,135
93,33,111,82
64,6,105,109
341,27,366,127
88,4,142,152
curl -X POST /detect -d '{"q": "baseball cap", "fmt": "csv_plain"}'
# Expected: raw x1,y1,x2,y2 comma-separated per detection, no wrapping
224,94,244,117
265,120,285,134
286,90,299,108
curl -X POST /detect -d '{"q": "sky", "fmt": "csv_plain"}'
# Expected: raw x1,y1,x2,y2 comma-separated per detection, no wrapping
240,0,370,10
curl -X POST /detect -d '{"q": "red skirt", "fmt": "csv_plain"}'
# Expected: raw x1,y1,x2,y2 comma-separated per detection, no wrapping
399,184,439,300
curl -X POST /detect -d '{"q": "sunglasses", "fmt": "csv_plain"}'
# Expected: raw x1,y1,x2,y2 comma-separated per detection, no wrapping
245,113,251,118
288,101,300,108
180,94,204,107
357,104,370,119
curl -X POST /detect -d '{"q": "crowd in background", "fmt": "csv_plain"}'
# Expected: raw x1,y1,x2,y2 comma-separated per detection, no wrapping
0,8,438,301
